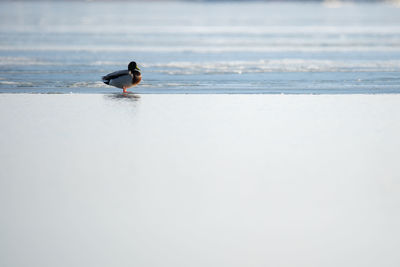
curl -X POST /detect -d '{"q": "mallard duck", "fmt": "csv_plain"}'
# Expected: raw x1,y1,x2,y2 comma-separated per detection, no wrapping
102,61,141,93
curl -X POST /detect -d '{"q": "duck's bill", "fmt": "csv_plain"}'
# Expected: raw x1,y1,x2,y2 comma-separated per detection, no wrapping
136,66,141,71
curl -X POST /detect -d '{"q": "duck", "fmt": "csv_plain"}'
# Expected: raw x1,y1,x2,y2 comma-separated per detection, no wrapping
102,61,142,93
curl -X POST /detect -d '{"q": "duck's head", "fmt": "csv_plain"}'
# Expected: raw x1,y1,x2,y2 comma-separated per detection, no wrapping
128,61,140,72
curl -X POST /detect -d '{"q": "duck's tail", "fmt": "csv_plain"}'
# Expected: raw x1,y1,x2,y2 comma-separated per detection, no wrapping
102,77,110,85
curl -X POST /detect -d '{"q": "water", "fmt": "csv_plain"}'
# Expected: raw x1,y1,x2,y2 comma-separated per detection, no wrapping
0,1,400,94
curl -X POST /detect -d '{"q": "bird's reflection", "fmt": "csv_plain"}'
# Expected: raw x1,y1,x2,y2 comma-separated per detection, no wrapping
105,93,141,101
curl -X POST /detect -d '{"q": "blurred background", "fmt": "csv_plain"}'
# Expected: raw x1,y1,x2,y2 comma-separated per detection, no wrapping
0,0,400,93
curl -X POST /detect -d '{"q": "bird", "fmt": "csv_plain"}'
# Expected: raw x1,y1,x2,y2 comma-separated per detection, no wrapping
102,61,142,93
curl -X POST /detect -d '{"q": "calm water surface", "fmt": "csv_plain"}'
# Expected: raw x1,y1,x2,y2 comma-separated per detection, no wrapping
0,1,400,94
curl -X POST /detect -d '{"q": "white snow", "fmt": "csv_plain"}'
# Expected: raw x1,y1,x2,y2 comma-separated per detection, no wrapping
0,94,400,267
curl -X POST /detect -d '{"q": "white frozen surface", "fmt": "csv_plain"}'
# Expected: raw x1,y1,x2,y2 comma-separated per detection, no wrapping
0,94,400,267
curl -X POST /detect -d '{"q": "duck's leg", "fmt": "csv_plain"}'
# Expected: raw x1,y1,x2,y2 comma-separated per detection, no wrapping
123,86,133,94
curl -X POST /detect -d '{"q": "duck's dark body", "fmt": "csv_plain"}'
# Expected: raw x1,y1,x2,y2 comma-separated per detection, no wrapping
102,62,141,91
102,70,141,89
